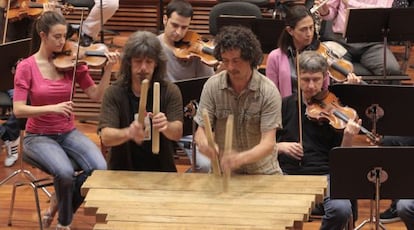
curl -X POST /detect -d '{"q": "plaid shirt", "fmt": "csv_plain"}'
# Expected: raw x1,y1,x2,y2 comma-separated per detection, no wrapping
195,70,283,175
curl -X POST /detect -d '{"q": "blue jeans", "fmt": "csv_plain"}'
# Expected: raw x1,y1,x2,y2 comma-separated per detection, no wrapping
321,175,352,230
178,135,211,173
24,129,107,226
397,199,414,230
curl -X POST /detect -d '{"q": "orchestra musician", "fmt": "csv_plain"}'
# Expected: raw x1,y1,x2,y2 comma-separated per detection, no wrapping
0,0,34,42
379,136,414,224
276,50,361,229
158,0,214,82
13,10,119,230
266,5,361,98
314,0,402,77
158,0,214,172
98,30,184,172
194,25,283,175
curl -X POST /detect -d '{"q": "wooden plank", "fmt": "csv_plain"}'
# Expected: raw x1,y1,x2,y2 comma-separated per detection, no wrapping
82,171,326,229
93,220,292,230
82,171,327,197
84,200,312,218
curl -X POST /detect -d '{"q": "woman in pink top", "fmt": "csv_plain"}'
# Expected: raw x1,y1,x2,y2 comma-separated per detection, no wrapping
13,11,119,230
266,5,360,98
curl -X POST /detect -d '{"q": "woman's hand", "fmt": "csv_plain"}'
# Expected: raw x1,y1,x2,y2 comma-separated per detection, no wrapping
54,101,73,117
104,50,121,72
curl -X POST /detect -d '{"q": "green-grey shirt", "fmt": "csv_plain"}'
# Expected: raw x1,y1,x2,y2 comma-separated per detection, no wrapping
194,69,283,175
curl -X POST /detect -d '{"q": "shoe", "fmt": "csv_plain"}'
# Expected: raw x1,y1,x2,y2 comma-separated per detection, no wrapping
380,206,401,223
56,223,71,230
79,33,94,47
42,193,58,228
4,137,19,167
42,209,54,228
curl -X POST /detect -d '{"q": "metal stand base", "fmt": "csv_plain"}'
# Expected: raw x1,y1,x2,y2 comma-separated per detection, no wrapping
355,167,388,230
0,167,52,198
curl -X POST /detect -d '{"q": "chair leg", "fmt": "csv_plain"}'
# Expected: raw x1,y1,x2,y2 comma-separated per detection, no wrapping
7,182,19,226
8,179,52,229
33,185,44,230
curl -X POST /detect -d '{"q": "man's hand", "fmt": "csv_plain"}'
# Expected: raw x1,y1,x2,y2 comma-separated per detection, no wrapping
127,120,145,144
277,142,304,160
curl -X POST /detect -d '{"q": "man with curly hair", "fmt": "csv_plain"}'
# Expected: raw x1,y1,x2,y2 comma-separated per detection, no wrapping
194,26,283,175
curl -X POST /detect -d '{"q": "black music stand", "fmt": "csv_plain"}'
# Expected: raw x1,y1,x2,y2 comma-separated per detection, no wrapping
0,38,31,92
344,8,414,80
175,76,209,172
329,84,414,137
217,16,284,53
330,146,414,230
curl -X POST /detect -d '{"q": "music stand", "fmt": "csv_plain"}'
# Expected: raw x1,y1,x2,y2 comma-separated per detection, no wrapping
329,84,414,137
344,8,414,79
217,16,284,53
330,146,414,229
0,38,31,92
175,76,209,172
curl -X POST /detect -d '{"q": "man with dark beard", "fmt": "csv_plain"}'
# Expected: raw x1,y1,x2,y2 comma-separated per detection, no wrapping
98,31,183,171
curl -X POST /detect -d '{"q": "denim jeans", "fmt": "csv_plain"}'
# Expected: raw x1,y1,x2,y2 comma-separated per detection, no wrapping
24,129,107,226
178,135,211,173
397,199,414,230
321,175,352,230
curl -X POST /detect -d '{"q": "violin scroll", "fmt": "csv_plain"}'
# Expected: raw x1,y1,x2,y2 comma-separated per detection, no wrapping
184,100,199,119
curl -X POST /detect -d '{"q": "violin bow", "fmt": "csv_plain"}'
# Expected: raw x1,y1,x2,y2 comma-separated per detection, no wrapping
296,50,303,146
2,0,12,44
69,7,86,101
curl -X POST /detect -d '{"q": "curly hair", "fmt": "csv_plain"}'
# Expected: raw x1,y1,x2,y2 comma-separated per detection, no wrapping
213,25,263,68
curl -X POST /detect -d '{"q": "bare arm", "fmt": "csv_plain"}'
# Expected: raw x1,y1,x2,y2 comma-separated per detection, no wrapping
100,120,144,147
195,125,218,160
13,100,73,118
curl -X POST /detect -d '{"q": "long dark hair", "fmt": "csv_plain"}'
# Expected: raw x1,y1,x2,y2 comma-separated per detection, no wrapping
29,11,67,55
277,5,317,54
118,31,167,87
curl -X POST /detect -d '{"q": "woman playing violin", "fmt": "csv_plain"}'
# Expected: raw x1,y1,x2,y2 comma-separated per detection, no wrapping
13,11,119,230
277,50,361,229
266,5,361,98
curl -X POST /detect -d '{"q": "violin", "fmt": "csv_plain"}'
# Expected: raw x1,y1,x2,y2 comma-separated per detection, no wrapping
53,41,108,71
173,31,218,66
7,0,73,21
306,90,379,144
316,42,354,83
